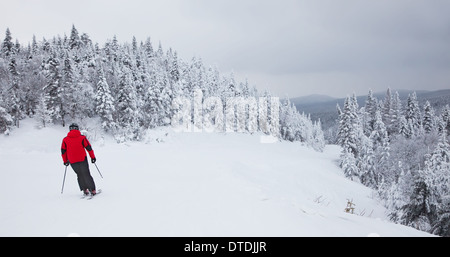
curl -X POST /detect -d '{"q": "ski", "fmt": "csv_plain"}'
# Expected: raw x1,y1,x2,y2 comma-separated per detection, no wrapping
80,189,102,199
86,189,102,200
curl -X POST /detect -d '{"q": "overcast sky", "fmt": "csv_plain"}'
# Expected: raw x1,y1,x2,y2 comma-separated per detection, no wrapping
1,0,449,98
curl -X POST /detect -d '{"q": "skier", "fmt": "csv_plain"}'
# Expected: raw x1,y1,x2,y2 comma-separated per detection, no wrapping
61,123,97,196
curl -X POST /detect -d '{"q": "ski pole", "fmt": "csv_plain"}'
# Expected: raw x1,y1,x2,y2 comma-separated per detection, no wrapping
94,163,104,179
61,165,67,194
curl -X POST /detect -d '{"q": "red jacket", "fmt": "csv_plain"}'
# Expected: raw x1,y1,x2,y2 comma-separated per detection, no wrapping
61,130,96,164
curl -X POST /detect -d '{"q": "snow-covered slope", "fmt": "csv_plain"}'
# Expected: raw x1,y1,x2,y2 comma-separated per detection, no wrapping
0,119,432,236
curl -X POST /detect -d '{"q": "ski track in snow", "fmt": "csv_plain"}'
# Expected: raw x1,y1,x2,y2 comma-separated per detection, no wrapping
0,119,433,237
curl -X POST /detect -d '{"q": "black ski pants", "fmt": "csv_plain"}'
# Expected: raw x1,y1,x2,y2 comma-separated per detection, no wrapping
70,157,96,191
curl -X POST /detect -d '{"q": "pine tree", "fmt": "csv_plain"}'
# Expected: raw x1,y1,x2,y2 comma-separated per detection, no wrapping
145,65,172,128
382,88,394,135
405,92,422,137
312,119,325,151
7,55,22,128
423,101,435,134
370,110,389,150
157,70,173,127
280,99,296,142
358,135,377,187
340,147,359,180
62,51,78,120
203,96,224,133
0,100,13,134
168,51,180,82
426,132,450,199
95,68,116,131
35,94,52,128
401,171,435,231
381,166,413,223
144,37,154,59
439,105,450,136
131,36,138,54
382,88,392,121
388,91,403,136
399,115,411,138
204,66,220,98
369,110,390,186
42,50,66,126
337,95,361,158
156,41,164,58
237,96,258,133
1,28,14,58
69,25,81,50
402,132,449,232
31,35,38,55
432,196,450,236
115,63,138,141
143,70,160,129
364,89,378,136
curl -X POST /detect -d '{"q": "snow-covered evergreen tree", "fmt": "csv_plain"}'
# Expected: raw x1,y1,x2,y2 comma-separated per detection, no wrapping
312,120,325,151
279,98,324,150
337,95,361,158
203,96,224,133
425,131,450,235
7,55,22,128
370,110,389,151
399,115,412,138
1,28,14,58
42,50,66,126
115,62,139,141
62,51,79,121
364,89,378,136
95,67,115,131
380,166,413,223
35,94,52,128
358,135,377,187
382,88,393,130
0,100,13,134
280,99,297,142
144,37,154,60
432,196,450,236
388,91,403,137
405,92,422,137
439,105,450,136
69,25,81,50
368,110,390,187
340,147,359,181
423,101,436,134
401,170,436,232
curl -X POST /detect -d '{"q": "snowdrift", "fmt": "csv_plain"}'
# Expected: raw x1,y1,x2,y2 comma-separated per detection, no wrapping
0,119,432,236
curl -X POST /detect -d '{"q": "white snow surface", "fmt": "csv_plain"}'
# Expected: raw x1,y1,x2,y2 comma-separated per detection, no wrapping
0,119,433,237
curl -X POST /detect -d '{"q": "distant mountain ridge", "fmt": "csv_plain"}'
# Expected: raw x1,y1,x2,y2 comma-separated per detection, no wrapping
288,94,337,105
290,89,450,133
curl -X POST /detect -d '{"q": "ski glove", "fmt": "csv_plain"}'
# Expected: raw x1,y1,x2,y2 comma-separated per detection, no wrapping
91,158,96,163
64,162,70,166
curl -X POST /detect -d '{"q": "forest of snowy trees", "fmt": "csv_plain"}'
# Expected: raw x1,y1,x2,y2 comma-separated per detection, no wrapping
337,89,450,236
0,26,324,150
2,25,448,236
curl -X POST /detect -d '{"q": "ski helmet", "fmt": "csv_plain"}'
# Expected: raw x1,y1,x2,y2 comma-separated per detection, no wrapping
69,123,79,131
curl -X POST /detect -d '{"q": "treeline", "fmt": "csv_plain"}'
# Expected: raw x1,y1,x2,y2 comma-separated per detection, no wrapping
337,89,450,236
0,26,324,150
